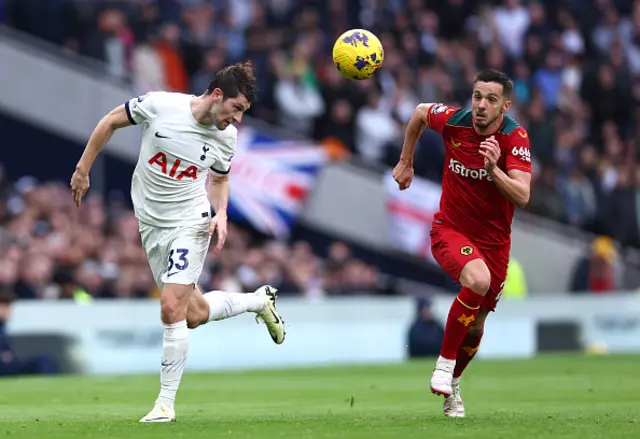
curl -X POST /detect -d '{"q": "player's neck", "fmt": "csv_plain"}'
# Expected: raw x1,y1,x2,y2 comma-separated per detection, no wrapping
190,96,216,126
473,115,504,137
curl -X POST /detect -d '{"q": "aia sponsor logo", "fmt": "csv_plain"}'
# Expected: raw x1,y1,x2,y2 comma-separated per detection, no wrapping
148,152,198,180
448,159,492,181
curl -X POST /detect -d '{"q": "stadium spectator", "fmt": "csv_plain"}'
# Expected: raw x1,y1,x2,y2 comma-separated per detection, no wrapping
407,296,444,358
81,6,133,80
570,236,622,293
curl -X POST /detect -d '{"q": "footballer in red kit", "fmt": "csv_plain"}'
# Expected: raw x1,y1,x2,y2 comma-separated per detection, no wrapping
392,69,532,418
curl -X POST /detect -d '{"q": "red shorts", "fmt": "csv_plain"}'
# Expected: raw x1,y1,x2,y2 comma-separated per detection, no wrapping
430,224,510,313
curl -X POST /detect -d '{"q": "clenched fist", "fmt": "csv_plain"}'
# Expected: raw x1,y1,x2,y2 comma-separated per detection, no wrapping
392,160,414,190
479,136,500,173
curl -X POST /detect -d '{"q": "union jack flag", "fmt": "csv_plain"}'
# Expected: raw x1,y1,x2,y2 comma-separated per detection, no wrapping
225,125,328,237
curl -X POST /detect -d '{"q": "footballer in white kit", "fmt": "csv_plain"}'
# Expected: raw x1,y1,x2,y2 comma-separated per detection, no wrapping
128,90,234,290
70,62,285,423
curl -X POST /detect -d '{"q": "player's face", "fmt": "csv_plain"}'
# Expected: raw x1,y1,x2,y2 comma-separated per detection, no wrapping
471,82,511,129
210,88,251,130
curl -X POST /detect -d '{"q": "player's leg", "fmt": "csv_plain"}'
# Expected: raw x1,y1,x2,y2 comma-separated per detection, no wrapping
440,258,490,357
442,247,508,417
184,286,262,327
431,258,490,397
444,311,488,418
185,285,286,344
429,227,491,397
453,311,487,378
140,282,193,422
138,225,200,423
451,246,508,378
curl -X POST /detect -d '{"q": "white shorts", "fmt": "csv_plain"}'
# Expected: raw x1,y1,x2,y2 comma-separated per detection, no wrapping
139,222,211,290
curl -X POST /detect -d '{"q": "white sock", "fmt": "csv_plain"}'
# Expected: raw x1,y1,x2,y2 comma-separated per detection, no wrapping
203,290,265,322
156,320,188,409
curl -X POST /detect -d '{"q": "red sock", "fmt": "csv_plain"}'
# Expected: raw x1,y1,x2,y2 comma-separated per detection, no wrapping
439,287,483,360
453,331,484,377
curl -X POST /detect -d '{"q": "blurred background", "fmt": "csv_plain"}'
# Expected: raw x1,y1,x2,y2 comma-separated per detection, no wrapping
1,0,640,376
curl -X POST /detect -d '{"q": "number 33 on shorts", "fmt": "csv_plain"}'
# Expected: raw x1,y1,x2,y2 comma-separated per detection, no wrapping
167,248,189,275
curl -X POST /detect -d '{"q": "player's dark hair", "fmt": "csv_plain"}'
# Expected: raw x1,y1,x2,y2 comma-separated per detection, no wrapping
474,69,513,98
206,61,258,103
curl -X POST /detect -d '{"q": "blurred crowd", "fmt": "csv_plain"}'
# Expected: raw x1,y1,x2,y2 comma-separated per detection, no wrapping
0,164,392,300
6,0,640,250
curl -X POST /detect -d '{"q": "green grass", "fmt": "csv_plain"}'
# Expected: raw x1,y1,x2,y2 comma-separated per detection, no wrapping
0,354,639,439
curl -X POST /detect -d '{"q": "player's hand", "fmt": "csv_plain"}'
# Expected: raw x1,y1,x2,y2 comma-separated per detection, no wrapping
393,160,414,190
209,212,228,256
479,136,500,173
70,168,90,207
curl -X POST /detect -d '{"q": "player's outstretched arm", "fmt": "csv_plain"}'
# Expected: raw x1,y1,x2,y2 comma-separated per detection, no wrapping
71,105,132,206
399,103,432,166
393,103,432,190
76,105,132,172
208,175,230,255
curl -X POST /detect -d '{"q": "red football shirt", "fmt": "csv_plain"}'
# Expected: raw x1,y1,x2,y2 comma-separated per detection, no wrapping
426,104,532,246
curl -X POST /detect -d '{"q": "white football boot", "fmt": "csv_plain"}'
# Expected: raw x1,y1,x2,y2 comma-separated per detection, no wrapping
443,377,465,417
430,356,455,397
139,403,176,423
254,285,286,344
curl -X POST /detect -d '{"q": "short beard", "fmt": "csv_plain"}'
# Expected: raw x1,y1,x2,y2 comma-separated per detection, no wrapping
474,112,502,129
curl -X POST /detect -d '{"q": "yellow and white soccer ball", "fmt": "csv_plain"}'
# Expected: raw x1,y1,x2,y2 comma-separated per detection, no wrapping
332,29,384,80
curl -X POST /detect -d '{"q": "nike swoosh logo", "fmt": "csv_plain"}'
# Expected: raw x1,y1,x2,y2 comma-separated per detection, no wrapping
270,309,280,324
166,272,179,278
155,132,170,139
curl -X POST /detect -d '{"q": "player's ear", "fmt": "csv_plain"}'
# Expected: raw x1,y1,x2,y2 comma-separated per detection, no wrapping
502,99,511,114
211,88,224,102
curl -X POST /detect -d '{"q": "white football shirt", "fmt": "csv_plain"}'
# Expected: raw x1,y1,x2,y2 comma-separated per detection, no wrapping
125,92,236,228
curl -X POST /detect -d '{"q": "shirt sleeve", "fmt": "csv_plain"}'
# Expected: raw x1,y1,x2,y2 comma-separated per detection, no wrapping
209,135,236,176
124,92,158,125
505,127,532,173
426,104,458,134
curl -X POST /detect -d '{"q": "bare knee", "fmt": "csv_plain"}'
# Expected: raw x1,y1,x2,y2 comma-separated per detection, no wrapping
160,284,191,324
186,287,209,329
460,259,491,295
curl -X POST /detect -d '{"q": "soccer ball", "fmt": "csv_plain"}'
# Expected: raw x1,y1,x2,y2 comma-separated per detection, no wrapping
332,29,384,80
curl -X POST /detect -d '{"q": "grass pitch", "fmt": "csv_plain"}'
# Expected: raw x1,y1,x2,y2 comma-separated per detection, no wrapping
0,354,638,439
